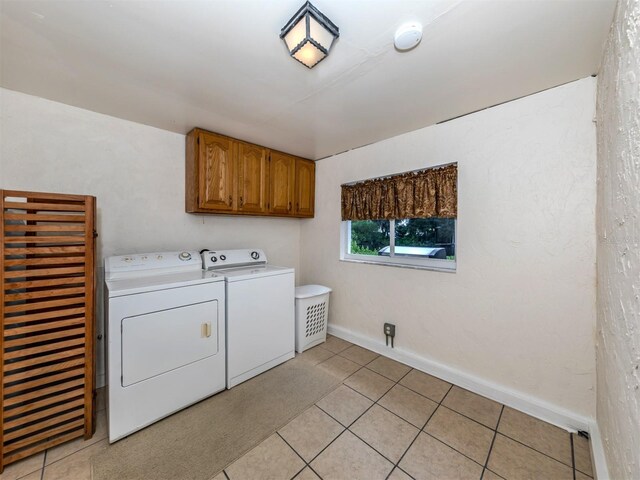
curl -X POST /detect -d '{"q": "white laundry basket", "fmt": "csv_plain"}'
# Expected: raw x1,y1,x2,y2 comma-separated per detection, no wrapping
295,285,332,353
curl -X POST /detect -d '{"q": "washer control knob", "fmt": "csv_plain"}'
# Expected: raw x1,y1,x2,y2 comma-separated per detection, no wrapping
250,251,260,260
220,255,226,261
178,251,192,261
210,255,218,263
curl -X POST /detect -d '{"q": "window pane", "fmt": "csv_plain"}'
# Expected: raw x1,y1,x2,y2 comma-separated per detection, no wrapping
349,220,390,256
394,218,456,260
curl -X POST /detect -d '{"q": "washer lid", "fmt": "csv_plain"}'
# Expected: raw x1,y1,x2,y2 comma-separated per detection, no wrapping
106,270,224,297
216,264,294,282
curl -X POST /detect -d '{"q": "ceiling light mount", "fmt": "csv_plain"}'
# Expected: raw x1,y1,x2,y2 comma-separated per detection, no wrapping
280,1,339,69
394,22,423,51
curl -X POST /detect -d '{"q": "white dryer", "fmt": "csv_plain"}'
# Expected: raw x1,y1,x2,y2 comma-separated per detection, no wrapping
202,249,295,388
104,251,225,442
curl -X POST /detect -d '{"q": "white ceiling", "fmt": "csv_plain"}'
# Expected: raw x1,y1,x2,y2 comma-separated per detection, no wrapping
0,0,616,159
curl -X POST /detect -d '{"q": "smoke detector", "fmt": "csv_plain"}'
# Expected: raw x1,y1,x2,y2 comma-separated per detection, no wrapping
394,22,423,51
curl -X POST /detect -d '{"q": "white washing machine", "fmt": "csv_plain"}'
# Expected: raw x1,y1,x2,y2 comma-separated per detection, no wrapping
202,249,295,388
104,251,225,442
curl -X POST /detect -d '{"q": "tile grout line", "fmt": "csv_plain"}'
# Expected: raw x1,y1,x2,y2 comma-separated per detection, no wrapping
275,407,334,480
571,434,576,480
438,402,502,432
304,361,410,473
344,366,415,472
481,404,505,479
304,429,351,476
394,377,452,405
305,462,324,480
388,383,453,479
493,431,576,470
40,449,46,480
275,430,312,479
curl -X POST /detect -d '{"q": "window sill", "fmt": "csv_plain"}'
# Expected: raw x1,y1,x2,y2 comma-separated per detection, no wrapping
339,257,457,273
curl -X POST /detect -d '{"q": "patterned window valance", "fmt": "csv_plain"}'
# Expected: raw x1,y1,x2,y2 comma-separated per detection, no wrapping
341,163,457,221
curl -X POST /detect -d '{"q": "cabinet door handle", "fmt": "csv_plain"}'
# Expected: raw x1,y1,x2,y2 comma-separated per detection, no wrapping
288,202,291,211
240,196,244,207
228,195,232,204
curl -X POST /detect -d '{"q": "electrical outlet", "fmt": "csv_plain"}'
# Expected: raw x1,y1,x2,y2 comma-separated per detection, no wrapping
384,323,396,337
384,323,396,347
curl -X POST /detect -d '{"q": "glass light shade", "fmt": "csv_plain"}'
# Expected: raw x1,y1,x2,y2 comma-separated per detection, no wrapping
292,41,326,68
283,17,307,52
280,2,339,69
308,15,335,52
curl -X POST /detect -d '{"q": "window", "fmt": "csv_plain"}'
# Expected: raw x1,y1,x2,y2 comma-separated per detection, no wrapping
340,163,457,271
341,218,456,270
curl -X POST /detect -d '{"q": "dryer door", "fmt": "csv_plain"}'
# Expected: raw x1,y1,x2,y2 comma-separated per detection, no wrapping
121,300,218,387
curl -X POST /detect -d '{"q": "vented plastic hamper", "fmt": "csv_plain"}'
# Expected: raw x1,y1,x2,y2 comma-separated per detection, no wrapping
295,285,332,353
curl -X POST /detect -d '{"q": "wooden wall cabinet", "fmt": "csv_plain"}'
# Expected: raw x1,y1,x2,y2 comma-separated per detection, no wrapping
186,128,315,218
294,158,315,217
237,142,269,215
269,151,295,215
197,131,235,211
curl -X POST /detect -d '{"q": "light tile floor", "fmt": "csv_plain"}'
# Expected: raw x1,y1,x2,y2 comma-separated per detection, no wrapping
0,335,595,480
223,336,595,480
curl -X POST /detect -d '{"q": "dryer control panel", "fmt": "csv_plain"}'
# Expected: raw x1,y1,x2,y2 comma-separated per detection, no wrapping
105,250,202,279
202,248,267,270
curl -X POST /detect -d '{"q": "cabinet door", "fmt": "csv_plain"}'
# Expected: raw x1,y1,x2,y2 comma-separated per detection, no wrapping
237,142,269,214
295,159,315,217
269,151,296,215
198,132,235,211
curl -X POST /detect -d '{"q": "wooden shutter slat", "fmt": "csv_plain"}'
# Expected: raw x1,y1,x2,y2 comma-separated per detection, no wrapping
4,398,84,430
4,236,84,244
3,378,85,408
3,246,85,255
3,213,85,223
3,347,84,373
3,357,85,383
3,308,85,326
3,418,85,454
2,190,86,202
4,278,84,291
3,202,86,212
5,318,85,337
3,428,84,465
4,337,85,360
4,297,85,314
3,388,85,419
3,368,85,395
4,266,85,279
4,287,85,302
3,409,84,442
3,257,85,268
4,327,85,349
4,225,85,232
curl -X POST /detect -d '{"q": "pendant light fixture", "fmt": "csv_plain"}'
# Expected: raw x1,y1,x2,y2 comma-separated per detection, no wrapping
280,1,339,69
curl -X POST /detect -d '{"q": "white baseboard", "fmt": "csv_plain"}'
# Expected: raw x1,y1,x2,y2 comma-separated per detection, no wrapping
329,325,612,476
328,324,592,432
587,420,610,480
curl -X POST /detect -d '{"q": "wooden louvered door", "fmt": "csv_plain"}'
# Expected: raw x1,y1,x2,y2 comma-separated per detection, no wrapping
0,190,96,472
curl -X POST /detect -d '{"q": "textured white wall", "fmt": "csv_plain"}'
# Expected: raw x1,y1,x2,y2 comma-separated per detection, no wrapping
596,0,640,477
0,88,302,384
300,78,598,417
